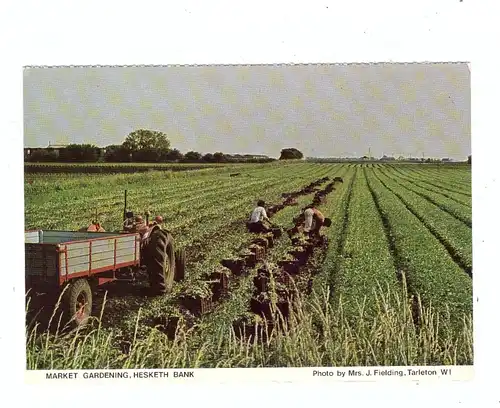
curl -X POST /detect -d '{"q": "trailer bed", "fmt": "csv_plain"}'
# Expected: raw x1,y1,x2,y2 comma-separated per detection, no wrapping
25,230,141,286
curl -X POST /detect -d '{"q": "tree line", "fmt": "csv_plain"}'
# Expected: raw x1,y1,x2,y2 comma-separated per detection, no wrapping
25,130,303,164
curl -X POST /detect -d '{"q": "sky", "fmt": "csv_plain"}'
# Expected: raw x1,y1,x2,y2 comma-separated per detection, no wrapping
23,63,471,160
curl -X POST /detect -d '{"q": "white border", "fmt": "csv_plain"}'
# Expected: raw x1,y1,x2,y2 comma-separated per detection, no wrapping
2,0,499,406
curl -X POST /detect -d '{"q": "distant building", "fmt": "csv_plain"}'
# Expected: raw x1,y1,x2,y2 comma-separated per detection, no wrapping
243,154,270,159
48,143,69,158
24,143,69,160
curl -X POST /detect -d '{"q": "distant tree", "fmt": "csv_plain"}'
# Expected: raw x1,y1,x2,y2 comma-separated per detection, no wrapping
59,144,100,162
27,149,59,162
163,148,183,162
104,145,131,162
279,148,304,160
183,151,202,162
133,148,165,162
202,153,215,163
468,155,471,164
213,152,227,163
123,129,171,162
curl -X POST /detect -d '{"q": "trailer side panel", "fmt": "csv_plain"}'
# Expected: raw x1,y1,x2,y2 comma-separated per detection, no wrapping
59,234,140,283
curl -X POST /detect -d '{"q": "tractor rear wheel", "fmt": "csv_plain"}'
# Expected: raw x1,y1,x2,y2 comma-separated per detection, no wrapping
174,248,186,282
146,229,176,295
63,278,92,327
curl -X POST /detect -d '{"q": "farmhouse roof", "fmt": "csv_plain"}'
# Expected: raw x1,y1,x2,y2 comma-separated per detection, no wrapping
47,143,69,149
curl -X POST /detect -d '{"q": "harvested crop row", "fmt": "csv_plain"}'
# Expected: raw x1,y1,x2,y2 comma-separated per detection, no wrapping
365,168,473,330
172,165,337,247
226,173,347,344
133,173,341,347
179,169,338,264
374,169,472,275
96,168,334,327
98,169,337,337
312,168,357,294
262,167,351,266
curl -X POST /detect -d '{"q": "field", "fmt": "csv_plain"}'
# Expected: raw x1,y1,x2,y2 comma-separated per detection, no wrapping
24,162,473,369
24,162,233,174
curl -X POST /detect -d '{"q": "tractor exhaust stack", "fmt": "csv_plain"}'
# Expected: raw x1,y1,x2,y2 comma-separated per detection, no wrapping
123,190,128,221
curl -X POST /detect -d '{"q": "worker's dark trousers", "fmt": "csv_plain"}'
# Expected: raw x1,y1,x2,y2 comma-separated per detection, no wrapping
307,219,324,238
247,221,270,233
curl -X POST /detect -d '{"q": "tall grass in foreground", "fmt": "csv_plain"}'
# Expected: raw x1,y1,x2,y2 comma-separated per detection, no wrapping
26,279,473,369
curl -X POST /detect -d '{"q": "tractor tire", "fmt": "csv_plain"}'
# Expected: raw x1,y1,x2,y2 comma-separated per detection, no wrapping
146,228,176,295
63,278,92,328
174,248,186,282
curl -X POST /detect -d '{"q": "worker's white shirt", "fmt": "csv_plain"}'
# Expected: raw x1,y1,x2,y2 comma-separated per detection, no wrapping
304,208,315,232
250,206,268,223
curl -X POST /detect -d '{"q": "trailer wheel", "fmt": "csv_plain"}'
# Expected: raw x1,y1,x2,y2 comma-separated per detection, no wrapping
64,278,92,327
147,229,176,294
174,248,186,282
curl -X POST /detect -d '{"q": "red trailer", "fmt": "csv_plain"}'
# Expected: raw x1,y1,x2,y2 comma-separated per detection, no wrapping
25,227,185,326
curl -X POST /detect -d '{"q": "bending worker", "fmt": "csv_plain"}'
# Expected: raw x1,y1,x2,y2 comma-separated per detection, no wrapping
247,200,271,233
303,204,331,237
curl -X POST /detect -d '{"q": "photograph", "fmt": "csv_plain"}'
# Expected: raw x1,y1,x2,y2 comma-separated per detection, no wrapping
23,62,472,370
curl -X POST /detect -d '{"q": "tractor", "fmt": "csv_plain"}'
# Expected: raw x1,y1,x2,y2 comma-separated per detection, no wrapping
25,190,185,327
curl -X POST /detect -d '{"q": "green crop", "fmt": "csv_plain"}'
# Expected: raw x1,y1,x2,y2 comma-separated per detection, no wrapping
25,162,473,369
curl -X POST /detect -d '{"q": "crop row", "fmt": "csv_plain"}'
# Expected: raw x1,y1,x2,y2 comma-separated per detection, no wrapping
378,168,472,227
24,162,250,174
385,166,471,206
390,165,471,196
374,169,472,275
397,165,472,187
25,164,327,232
330,168,400,323
24,162,316,212
315,168,357,295
387,166,472,194
364,167,472,329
